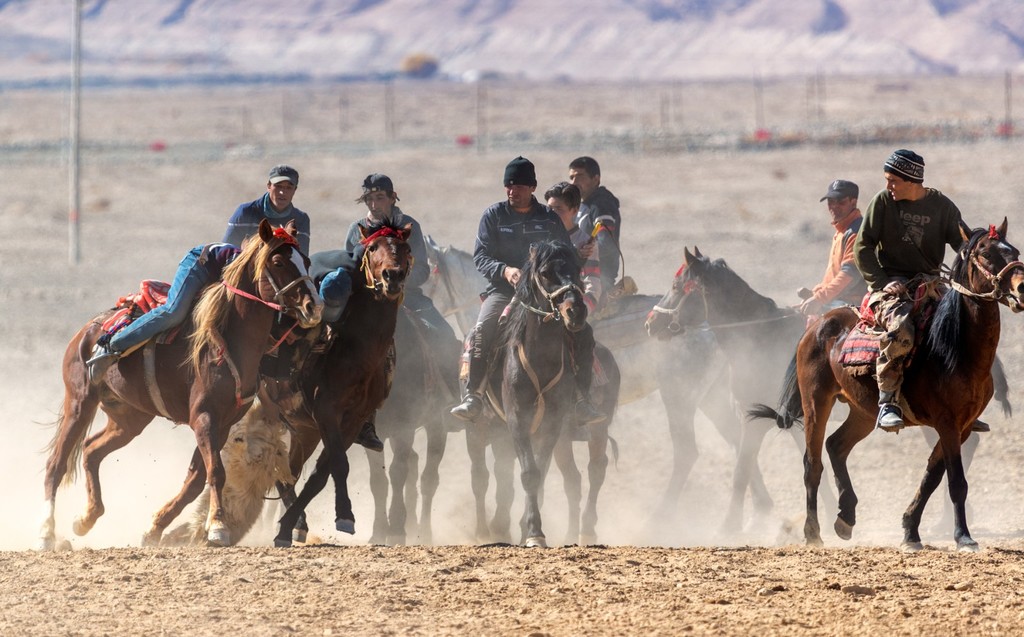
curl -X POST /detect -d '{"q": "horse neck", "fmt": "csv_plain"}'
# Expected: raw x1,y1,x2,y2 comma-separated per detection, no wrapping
703,275,783,324
336,287,401,354
958,293,1002,369
220,278,279,370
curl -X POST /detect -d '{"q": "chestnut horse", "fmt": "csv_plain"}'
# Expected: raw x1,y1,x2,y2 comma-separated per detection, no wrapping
273,220,413,547
40,220,322,549
752,220,1024,551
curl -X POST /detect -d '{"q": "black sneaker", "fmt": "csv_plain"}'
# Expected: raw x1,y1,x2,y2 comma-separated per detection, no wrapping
355,421,384,452
875,403,904,433
450,394,484,422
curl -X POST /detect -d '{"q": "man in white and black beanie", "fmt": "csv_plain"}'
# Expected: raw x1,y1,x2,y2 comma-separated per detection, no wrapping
854,148,965,433
884,149,925,184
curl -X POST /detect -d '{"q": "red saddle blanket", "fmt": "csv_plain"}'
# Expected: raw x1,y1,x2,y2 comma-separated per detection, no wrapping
100,280,171,336
837,283,943,369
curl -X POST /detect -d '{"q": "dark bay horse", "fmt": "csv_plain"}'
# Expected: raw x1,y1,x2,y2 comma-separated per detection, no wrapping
487,240,590,547
426,237,739,543
752,221,1024,552
273,221,413,547
645,247,811,530
40,220,322,549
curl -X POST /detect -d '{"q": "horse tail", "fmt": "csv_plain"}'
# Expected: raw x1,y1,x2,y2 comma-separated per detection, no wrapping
43,404,87,488
992,354,1012,418
747,352,803,429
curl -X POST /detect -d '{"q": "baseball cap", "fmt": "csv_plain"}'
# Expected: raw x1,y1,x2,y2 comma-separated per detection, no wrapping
819,179,858,202
269,164,299,186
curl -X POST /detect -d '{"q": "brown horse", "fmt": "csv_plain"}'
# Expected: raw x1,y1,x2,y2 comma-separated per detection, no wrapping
272,220,413,547
39,220,322,550
752,220,1024,551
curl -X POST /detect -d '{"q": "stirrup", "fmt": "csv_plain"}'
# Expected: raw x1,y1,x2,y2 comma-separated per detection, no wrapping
574,398,605,427
86,344,120,384
875,403,904,433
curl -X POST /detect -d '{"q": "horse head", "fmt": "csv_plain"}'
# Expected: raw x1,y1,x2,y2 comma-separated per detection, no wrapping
520,240,588,332
255,219,323,328
956,218,1024,312
646,246,709,339
359,220,413,301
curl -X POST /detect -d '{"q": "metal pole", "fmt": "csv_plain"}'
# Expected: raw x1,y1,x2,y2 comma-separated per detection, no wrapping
69,0,81,264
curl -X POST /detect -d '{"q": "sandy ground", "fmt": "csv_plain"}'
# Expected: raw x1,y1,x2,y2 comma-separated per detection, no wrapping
3,79,1024,634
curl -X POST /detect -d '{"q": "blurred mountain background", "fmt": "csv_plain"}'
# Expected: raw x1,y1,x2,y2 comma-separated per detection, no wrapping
4,0,1024,87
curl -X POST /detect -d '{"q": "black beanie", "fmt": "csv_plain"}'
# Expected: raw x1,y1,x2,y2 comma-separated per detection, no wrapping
504,156,537,187
884,149,925,183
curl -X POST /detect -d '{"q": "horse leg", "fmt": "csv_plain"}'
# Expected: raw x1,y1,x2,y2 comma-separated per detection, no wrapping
275,448,331,547
823,411,873,542
730,417,774,532
900,443,946,552
284,419,320,543
580,423,610,546
465,424,492,542
923,428,979,534
144,446,207,546
75,407,154,538
189,409,235,547
322,430,355,535
800,392,837,547
366,447,390,545
654,391,699,517
491,431,516,544
552,433,582,546
386,431,416,545
418,413,448,545
402,445,420,541
40,382,101,550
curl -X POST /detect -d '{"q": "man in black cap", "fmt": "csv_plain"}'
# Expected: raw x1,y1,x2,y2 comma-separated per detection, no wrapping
796,179,867,314
451,157,601,424
854,149,965,432
223,164,311,254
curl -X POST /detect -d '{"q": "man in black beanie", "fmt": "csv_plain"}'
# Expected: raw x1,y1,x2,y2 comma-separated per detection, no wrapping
854,149,965,432
451,157,601,425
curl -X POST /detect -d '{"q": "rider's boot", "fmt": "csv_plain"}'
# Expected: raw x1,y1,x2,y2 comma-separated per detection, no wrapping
86,342,120,385
355,414,384,452
451,351,486,422
876,390,905,433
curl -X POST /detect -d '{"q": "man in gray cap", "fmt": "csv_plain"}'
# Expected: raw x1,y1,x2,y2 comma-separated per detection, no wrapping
854,149,965,432
796,179,867,315
223,164,311,254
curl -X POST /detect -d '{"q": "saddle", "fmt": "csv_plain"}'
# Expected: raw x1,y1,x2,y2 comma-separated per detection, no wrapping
99,280,177,342
837,280,944,374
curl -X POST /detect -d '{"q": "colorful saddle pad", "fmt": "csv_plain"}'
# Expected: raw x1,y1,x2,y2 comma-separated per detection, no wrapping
100,279,171,335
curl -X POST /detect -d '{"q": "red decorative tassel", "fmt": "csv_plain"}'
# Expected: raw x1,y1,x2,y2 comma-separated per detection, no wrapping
989,225,999,239
272,227,299,247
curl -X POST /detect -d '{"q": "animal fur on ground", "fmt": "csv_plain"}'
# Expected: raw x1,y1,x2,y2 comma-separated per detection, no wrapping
162,400,294,546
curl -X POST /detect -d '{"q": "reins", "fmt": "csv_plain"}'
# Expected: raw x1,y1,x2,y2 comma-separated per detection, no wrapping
515,276,583,322
950,256,1024,302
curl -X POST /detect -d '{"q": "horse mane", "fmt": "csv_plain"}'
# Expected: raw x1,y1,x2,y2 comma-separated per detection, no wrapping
921,228,985,374
696,257,782,317
188,237,275,373
497,240,580,351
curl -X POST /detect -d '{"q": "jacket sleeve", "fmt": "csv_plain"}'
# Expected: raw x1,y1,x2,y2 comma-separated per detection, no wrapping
813,231,858,303
222,203,250,248
343,221,362,253
473,209,506,285
406,218,431,289
853,193,889,291
295,212,311,255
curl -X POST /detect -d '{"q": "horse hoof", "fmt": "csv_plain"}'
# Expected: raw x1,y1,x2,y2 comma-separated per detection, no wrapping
71,517,92,537
834,518,853,541
805,537,824,548
38,536,56,552
957,538,980,553
579,533,598,546
292,528,307,544
901,541,924,553
141,528,163,547
524,535,547,548
336,518,356,535
274,537,293,548
207,524,231,547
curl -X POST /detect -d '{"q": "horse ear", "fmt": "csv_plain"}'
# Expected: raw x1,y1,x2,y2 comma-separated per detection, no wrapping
283,219,298,237
683,247,695,265
694,246,704,259
997,216,1008,240
258,218,273,243
358,224,371,241
399,222,413,242
959,222,971,245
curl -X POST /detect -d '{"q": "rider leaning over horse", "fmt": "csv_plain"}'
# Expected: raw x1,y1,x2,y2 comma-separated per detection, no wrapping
450,157,602,425
854,149,966,433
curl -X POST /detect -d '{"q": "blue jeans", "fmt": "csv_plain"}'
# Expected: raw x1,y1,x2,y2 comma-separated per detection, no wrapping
108,247,212,354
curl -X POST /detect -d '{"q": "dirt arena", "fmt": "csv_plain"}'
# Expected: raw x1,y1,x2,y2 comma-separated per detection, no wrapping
2,78,1024,634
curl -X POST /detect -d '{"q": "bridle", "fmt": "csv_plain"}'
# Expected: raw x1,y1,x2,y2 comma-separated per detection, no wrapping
949,246,1024,304
516,273,583,323
360,242,411,300
222,245,315,315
